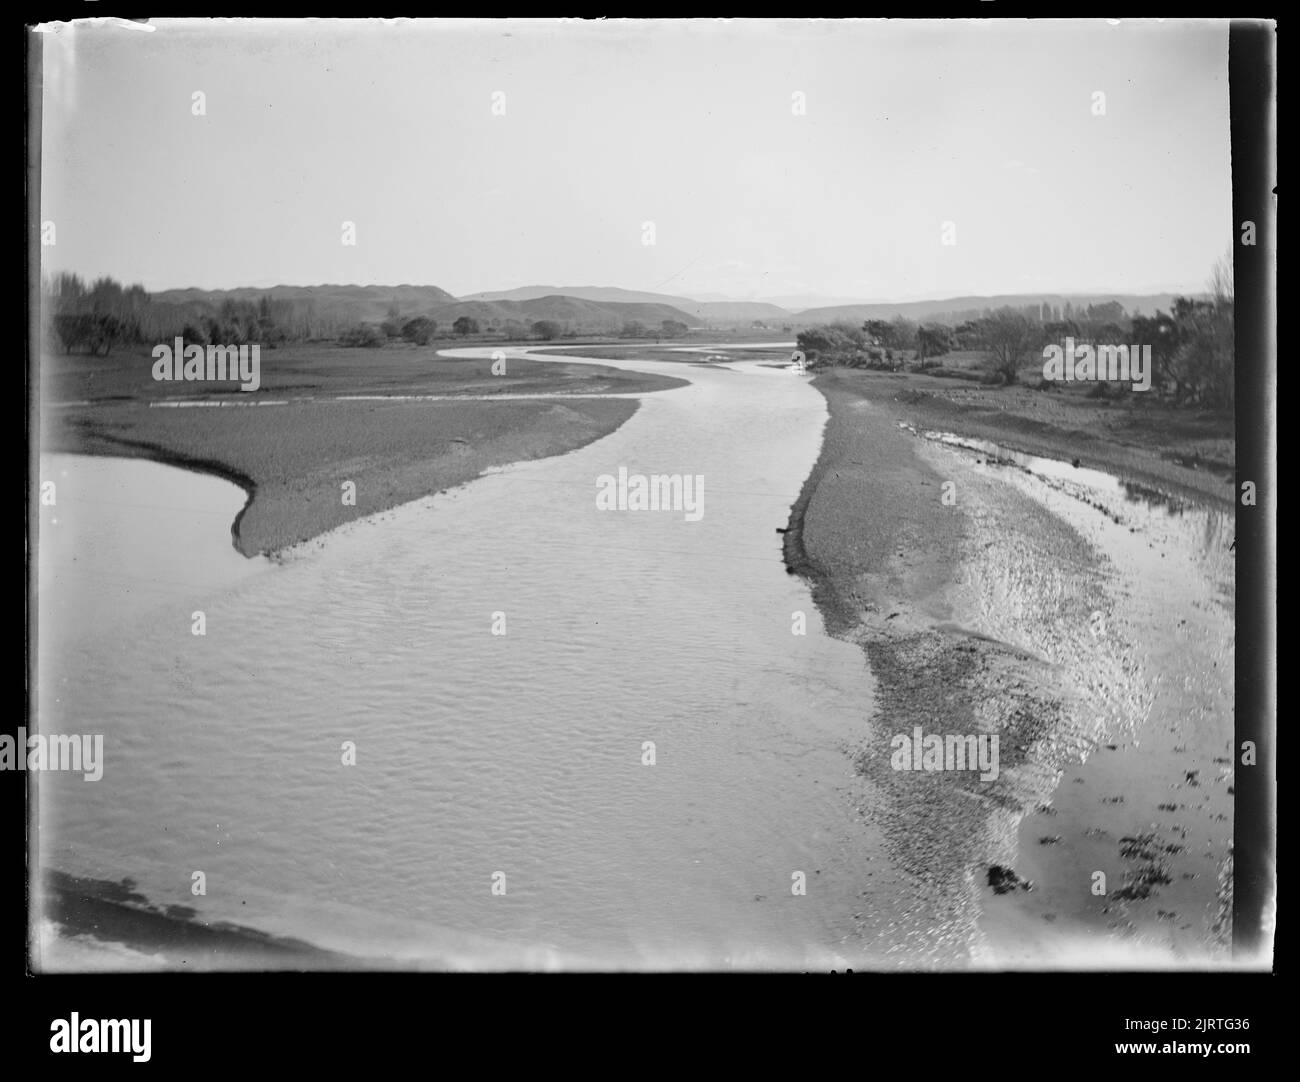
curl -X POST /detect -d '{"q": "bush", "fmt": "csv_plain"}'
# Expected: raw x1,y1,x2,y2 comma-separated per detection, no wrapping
338,323,386,348
52,312,130,355
401,317,436,346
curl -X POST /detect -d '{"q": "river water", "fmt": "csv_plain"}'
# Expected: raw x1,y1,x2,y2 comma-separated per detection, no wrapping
36,349,914,970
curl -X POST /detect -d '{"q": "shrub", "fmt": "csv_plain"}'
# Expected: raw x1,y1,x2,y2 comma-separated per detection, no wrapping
401,317,435,346
338,323,386,348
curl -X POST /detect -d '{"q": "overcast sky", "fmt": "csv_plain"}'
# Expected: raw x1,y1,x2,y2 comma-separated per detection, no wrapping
39,18,1231,302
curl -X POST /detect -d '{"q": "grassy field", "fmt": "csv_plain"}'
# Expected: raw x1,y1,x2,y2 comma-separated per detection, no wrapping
40,343,688,556
42,340,685,403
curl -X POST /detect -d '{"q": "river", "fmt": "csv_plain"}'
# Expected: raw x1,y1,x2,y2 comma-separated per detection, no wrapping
36,347,918,970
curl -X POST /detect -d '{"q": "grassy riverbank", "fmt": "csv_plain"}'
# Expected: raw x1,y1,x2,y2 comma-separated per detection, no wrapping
41,344,687,556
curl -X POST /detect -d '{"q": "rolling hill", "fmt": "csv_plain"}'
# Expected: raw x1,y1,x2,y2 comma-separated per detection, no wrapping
151,284,460,327
146,284,696,335
461,285,789,325
429,295,698,331
141,283,1197,338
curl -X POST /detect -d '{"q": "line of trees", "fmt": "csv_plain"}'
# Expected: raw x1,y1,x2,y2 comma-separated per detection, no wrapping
797,260,1234,410
621,319,690,340
973,260,1233,406
42,273,706,353
41,273,593,354
43,272,322,353
45,274,147,355
797,316,953,372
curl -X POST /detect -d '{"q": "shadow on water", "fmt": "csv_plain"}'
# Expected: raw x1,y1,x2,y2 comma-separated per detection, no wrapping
38,870,367,970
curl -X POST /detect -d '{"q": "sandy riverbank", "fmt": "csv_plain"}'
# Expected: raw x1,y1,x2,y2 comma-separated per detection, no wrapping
41,345,687,556
785,369,1236,967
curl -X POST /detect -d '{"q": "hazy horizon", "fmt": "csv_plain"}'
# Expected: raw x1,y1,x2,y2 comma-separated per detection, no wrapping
39,18,1231,301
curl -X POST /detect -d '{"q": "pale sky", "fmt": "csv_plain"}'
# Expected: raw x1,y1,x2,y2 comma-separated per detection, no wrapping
39,18,1232,302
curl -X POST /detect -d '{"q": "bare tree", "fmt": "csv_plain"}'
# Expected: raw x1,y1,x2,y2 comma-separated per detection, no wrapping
1209,251,1233,305
977,307,1037,384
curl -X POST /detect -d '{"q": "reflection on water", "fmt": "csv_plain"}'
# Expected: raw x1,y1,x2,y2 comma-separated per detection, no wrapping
36,353,908,970
907,427,1233,580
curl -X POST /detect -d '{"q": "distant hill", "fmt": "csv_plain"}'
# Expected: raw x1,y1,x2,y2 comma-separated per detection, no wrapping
695,301,792,324
146,284,696,335
460,285,790,325
794,293,1185,324
458,285,1189,327
430,295,699,332
152,284,460,327
142,283,1196,337
463,285,686,306
762,293,881,311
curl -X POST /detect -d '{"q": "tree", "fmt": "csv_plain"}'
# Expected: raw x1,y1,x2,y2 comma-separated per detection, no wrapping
381,301,404,338
1168,301,1232,408
796,323,871,368
1128,259,1232,407
862,320,892,346
52,312,128,355
1043,320,1080,343
660,319,689,338
889,316,918,355
1163,262,1233,409
453,316,480,337
953,320,981,350
52,313,92,354
531,320,562,340
401,317,435,346
620,321,648,339
1130,311,1178,394
916,324,952,366
976,308,1037,384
